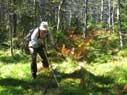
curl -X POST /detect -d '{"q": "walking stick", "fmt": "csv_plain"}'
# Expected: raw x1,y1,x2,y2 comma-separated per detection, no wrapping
43,47,60,88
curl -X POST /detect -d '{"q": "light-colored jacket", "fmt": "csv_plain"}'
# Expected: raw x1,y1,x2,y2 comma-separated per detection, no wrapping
29,27,54,48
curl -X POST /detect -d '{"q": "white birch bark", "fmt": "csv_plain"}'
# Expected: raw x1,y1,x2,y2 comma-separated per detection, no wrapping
57,0,64,32
117,0,123,48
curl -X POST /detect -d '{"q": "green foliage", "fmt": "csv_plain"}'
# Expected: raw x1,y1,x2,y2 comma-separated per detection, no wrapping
70,17,83,34
52,57,77,73
62,86,84,95
55,31,73,48
0,50,29,64
117,48,127,57
86,51,112,63
18,15,35,34
0,29,8,44
12,37,22,48
85,30,120,63
87,22,108,31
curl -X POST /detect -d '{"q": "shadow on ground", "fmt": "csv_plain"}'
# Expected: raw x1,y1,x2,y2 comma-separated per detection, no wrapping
51,67,116,94
0,67,124,95
0,77,58,95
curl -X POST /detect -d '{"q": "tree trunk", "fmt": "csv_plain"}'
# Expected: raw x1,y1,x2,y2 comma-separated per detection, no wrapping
12,13,17,37
108,0,111,28
117,0,123,48
69,9,72,26
83,0,88,38
101,0,104,21
112,1,114,31
57,0,64,32
68,0,72,27
9,14,14,56
34,0,38,26
40,0,45,21
13,0,16,36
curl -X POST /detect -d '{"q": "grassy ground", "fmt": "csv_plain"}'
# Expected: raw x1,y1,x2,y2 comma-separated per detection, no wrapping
0,50,84,95
1,49,127,95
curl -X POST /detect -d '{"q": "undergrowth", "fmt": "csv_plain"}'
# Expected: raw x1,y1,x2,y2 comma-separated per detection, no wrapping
1,28,127,95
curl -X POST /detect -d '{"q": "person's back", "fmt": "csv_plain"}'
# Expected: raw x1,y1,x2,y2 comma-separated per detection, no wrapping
29,27,40,48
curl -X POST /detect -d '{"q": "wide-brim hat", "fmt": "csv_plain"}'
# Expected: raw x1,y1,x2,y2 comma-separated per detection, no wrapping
39,21,48,31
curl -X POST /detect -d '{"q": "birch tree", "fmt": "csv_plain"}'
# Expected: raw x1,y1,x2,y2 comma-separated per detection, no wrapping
108,0,111,27
117,0,123,48
101,0,104,21
39,0,45,21
57,0,64,32
83,0,88,38
112,1,115,31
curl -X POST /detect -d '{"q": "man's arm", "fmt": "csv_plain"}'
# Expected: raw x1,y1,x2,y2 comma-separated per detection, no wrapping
47,31,55,45
46,31,58,51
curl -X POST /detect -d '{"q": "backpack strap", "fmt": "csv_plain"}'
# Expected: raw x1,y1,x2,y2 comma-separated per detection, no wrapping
38,27,40,39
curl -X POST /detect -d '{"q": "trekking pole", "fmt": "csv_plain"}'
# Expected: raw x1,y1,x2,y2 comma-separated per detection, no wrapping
43,47,60,88
49,64,60,88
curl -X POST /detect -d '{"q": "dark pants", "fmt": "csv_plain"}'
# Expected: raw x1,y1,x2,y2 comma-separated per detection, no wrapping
29,45,49,77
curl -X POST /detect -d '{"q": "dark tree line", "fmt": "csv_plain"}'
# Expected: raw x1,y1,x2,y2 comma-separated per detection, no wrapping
0,0,127,55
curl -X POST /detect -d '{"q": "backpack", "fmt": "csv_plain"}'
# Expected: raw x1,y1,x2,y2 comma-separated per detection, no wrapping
24,29,34,54
24,29,34,42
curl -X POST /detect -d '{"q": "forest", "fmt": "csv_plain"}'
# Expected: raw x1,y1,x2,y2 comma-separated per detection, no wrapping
0,0,127,95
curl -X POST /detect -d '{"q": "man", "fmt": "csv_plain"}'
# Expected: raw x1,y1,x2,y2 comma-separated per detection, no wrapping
29,21,54,79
